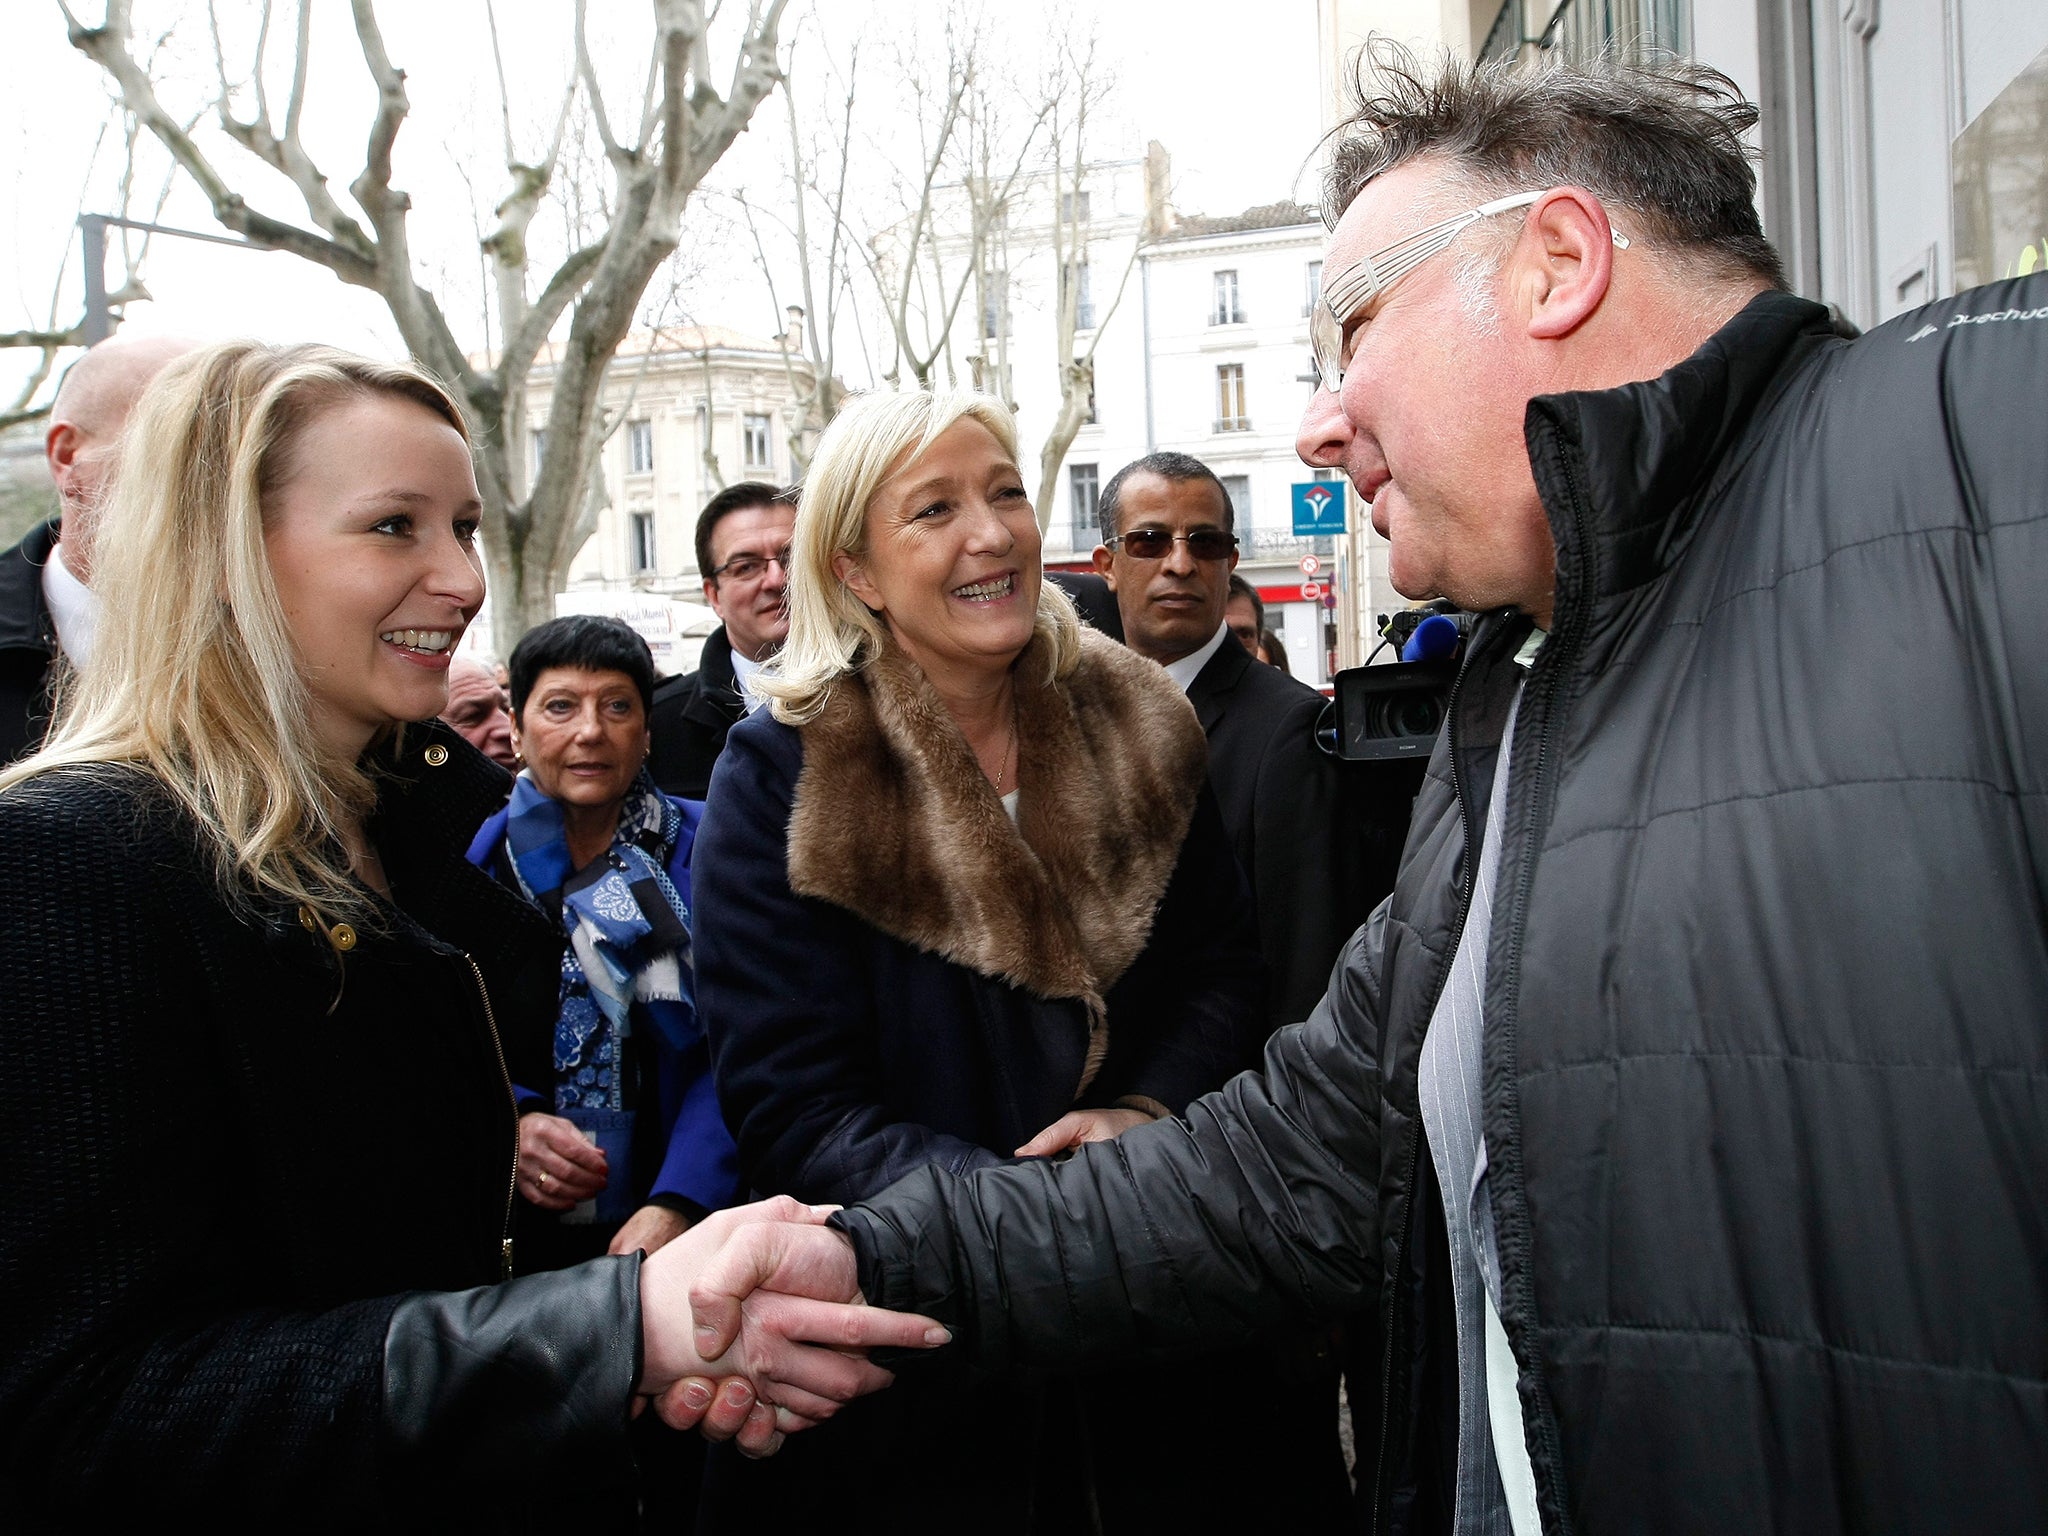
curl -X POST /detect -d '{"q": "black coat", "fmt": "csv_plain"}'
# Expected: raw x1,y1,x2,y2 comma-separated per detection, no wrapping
0,520,59,767
648,624,744,799
834,280,2048,1534
1187,634,1394,1029
0,723,644,1528
693,631,1271,1529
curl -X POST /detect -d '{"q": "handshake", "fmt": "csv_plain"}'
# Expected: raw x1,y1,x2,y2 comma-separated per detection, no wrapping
634,1195,948,1457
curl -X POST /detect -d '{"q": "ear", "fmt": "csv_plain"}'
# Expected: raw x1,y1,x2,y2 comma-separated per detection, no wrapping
1090,543,1117,590
45,421,82,490
1227,547,1241,574
832,549,883,612
701,576,726,622
1513,187,1620,342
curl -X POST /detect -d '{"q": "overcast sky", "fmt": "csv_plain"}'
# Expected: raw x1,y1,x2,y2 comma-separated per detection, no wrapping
3,1,1329,405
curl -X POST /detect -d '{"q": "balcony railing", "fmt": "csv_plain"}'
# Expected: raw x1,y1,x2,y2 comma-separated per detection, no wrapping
1213,415,1251,433
1480,0,1690,67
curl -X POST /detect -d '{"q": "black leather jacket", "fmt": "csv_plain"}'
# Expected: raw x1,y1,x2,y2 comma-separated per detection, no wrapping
0,722,642,1528
837,279,2048,1534
0,519,59,767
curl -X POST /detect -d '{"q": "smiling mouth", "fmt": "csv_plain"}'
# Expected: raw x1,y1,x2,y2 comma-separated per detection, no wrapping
952,574,1015,603
379,628,457,654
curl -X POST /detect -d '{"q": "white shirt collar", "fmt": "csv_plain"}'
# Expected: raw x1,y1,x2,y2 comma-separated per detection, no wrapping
39,539,96,667
729,645,767,714
1162,621,1232,694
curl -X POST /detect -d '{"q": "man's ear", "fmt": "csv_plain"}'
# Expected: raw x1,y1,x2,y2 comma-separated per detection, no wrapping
1090,543,1117,591
832,549,882,611
45,421,82,493
1514,186,1620,342
701,578,726,623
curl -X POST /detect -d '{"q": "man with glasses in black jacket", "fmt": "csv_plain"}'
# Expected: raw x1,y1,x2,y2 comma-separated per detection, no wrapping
649,482,795,799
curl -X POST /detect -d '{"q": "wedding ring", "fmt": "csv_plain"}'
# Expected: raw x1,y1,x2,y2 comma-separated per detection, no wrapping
538,1171,550,1189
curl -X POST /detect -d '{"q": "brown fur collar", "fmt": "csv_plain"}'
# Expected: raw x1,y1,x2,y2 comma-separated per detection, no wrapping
787,625,1207,1090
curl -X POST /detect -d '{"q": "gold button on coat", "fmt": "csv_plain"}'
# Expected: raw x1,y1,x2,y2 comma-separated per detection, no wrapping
330,924,358,952
423,744,450,767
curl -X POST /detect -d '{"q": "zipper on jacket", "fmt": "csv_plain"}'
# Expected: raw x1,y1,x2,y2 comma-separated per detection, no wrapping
463,952,520,1282
1371,630,1487,1536
1485,441,1597,1536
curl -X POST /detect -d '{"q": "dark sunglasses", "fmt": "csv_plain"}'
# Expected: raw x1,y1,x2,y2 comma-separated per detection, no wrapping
1107,527,1239,561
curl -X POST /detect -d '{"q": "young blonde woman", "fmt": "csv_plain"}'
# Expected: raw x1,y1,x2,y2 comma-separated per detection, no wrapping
0,342,936,1526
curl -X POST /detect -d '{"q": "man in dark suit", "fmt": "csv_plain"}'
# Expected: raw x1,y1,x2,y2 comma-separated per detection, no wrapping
648,482,795,798
1,334,194,765
1094,452,1382,1031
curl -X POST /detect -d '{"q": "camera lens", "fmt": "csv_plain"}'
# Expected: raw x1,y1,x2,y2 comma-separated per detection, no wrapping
1364,691,1444,741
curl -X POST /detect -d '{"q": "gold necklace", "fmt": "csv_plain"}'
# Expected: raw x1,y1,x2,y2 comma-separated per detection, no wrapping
991,695,1019,794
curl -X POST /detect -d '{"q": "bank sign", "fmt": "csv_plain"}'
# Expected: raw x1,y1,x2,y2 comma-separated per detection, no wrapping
1292,480,1347,536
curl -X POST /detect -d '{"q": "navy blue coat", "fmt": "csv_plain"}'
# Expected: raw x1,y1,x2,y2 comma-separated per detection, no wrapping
690,632,1272,1530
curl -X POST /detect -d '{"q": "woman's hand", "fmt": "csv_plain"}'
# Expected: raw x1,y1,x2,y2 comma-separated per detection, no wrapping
608,1202,693,1257
1014,1106,1157,1158
517,1112,609,1210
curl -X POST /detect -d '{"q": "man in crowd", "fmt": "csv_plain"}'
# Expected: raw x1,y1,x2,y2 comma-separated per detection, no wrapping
672,51,2048,1533
0,333,193,763
1093,450,1378,1029
649,482,793,798
441,653,518,771
1224,571,1265,657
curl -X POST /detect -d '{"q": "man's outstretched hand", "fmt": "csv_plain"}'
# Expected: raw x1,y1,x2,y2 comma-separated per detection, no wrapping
637,1197,949,1457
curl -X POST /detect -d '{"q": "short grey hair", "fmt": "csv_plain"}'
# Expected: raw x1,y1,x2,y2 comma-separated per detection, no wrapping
1324,41,1784,289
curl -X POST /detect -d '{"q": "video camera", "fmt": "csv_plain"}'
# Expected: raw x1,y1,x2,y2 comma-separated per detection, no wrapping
1326,601,1471,763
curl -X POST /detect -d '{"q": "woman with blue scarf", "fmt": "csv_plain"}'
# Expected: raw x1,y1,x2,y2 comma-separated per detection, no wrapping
467,615,737,1273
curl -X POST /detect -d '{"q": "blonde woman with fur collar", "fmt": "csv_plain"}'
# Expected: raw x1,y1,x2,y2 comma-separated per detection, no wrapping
691,390,1270,1531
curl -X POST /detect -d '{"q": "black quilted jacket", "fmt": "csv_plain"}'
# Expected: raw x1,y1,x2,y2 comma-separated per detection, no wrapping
0,721,643,1529
837,277,2048,1534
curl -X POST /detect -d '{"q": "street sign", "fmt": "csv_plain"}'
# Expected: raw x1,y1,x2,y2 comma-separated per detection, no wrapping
1292,481,1347,536
1298,553,1322,576
1300,581,1324,601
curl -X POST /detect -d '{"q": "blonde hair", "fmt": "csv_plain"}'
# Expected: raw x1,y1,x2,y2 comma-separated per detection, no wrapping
0,340,471,923
756,388,1080,723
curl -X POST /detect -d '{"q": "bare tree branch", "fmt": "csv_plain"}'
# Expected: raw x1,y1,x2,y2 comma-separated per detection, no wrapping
65,0,790,653
64,1,380,284
574,0,627,164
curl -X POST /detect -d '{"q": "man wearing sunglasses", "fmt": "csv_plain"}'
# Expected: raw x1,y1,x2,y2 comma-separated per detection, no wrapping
649,481,795,798
1091,451,1383,1034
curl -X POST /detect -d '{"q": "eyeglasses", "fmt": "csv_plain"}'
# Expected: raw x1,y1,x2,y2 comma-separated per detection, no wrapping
1309,190,1630,394
1106,527,1239,562
708,546,792,585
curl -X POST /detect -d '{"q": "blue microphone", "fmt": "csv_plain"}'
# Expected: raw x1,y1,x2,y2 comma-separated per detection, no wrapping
1400,613,1461,663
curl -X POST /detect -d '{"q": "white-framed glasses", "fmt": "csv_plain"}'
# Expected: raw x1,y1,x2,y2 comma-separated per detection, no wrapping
1309,190,1630,394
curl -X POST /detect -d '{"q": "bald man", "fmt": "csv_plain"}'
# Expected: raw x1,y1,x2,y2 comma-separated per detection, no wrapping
0,333,195,763
440,653,518,771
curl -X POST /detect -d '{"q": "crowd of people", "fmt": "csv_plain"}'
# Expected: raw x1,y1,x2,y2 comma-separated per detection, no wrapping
2,41,2044,1536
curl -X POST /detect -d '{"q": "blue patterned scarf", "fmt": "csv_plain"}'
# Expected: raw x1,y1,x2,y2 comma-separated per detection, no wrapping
503,770,698,1111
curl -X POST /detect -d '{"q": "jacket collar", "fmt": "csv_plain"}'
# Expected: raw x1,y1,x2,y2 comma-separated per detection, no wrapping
1185,629,1253,733
0,519,58,656
369,720,521,907
683,625,744,727
1524,289,1836,610
785,626,1208,1092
